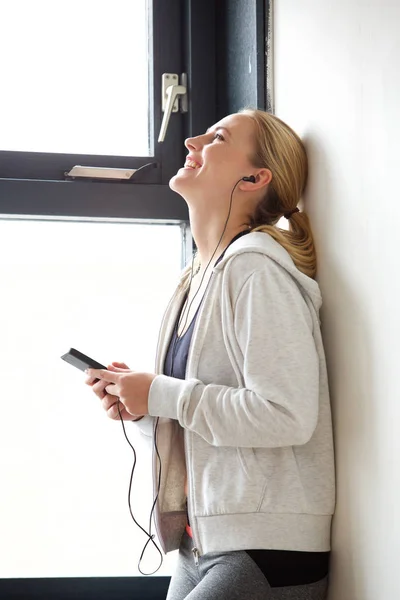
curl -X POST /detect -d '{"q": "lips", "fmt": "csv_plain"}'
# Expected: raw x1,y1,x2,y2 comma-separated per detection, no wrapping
184,157,202,169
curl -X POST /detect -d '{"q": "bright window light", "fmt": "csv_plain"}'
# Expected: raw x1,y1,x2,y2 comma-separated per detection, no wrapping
0,220,182,577
0,0,150,156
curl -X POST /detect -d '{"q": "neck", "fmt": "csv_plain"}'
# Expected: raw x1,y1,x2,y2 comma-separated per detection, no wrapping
189,206,250,269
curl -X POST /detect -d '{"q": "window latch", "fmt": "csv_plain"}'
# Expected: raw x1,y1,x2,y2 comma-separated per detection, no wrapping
158,73,187,143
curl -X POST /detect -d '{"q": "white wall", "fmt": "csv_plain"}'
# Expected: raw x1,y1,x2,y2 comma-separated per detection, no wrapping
273,1,400,598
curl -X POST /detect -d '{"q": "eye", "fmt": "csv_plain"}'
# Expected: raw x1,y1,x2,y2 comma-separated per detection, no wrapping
213,132,225,142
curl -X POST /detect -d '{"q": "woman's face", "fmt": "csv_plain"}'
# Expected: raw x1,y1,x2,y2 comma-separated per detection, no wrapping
169,113,259,202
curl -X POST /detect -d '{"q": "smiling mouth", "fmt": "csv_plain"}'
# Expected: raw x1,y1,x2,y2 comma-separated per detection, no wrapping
184,159,202,169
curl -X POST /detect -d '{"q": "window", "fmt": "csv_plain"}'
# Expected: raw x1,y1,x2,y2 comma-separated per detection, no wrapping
0,1,267,596
0,219,185,579
0,0,221,223
0,0,198,223
1,2,150,158
0,0,185,182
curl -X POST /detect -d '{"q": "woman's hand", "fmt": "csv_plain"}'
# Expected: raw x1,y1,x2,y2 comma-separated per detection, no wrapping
86,363,156,420
85,362,144,421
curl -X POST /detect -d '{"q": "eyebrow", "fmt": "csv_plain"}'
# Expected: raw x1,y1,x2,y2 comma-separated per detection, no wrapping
206,126,231,137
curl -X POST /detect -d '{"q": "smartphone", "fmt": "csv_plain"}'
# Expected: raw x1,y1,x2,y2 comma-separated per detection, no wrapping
61,348,106,381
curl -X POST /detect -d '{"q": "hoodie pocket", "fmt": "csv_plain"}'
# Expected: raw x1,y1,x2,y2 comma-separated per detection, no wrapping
237,446,309,513
237,447,266,480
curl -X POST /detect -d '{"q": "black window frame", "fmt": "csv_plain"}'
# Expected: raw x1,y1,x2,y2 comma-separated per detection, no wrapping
0,0,185,184
0,0,268,224
0,0,190,222
0,576,171,600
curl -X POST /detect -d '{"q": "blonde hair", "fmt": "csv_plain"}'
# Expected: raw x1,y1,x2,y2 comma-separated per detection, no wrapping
240,108,317,279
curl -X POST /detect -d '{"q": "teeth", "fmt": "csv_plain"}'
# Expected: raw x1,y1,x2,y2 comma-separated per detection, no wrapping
185,159,201,169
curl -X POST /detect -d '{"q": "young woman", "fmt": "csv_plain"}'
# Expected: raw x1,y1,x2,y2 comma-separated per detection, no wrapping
86,109,335,600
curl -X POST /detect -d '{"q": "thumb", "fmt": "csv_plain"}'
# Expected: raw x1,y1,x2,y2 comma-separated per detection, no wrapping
108,362,131,371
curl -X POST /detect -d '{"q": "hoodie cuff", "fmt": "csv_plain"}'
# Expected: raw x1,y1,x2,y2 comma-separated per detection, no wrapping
148,374,196,421
134,414,154,437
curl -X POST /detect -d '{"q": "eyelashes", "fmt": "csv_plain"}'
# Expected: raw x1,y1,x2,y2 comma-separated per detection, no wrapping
213,132,225,142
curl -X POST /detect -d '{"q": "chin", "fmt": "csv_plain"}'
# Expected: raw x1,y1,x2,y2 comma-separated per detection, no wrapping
169,168,195,195
169,173,180,193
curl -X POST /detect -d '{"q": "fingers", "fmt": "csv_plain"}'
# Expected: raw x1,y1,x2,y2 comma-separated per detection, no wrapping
84,360,133,421
103,397,133,421
94,387,126,420
85,362,129,385
86,375,120,411
108,362,131,371
101,393,119,413
86,368,117,383
90,379,109,400
105,383,118,396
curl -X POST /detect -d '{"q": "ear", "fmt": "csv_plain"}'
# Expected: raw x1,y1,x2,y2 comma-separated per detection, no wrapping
238,168,272,191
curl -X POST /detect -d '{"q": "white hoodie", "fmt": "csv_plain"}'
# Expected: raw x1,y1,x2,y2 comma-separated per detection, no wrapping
139,231,335,558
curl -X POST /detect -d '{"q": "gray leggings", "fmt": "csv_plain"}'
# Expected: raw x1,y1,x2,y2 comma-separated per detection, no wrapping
166,531,328,600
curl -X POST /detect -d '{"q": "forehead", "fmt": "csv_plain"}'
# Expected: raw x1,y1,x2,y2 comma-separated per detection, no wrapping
211,113,255,141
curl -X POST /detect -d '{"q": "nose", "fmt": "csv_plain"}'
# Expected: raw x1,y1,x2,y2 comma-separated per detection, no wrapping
184,135,203,152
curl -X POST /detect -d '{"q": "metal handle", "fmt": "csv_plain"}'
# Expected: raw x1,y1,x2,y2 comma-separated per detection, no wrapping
158,74,187,142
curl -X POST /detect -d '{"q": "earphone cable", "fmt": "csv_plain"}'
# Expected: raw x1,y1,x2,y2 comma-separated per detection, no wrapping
117,402,163,575
115,177,246,575
172,178,243,351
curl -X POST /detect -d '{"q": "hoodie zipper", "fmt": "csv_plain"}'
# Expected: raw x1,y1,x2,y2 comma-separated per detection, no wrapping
184,431,202,564
183,430,201,562
152,268,215,559
151,286,186,551
192,547,200,566
182,275,216,562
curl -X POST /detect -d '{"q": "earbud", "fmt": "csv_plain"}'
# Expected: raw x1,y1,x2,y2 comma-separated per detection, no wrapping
242,175,256,183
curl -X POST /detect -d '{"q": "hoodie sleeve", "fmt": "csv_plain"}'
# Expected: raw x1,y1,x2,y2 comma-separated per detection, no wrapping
148,258,320,448
134,414,154,438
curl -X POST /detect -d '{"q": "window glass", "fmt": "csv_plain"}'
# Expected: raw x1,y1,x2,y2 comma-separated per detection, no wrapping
0,220,182,576
0,1,150,156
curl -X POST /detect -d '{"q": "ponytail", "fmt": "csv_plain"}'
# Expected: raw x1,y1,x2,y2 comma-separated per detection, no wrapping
240,109,317,279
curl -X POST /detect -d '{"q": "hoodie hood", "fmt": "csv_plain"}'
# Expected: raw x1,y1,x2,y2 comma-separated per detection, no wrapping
213,231,322,314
